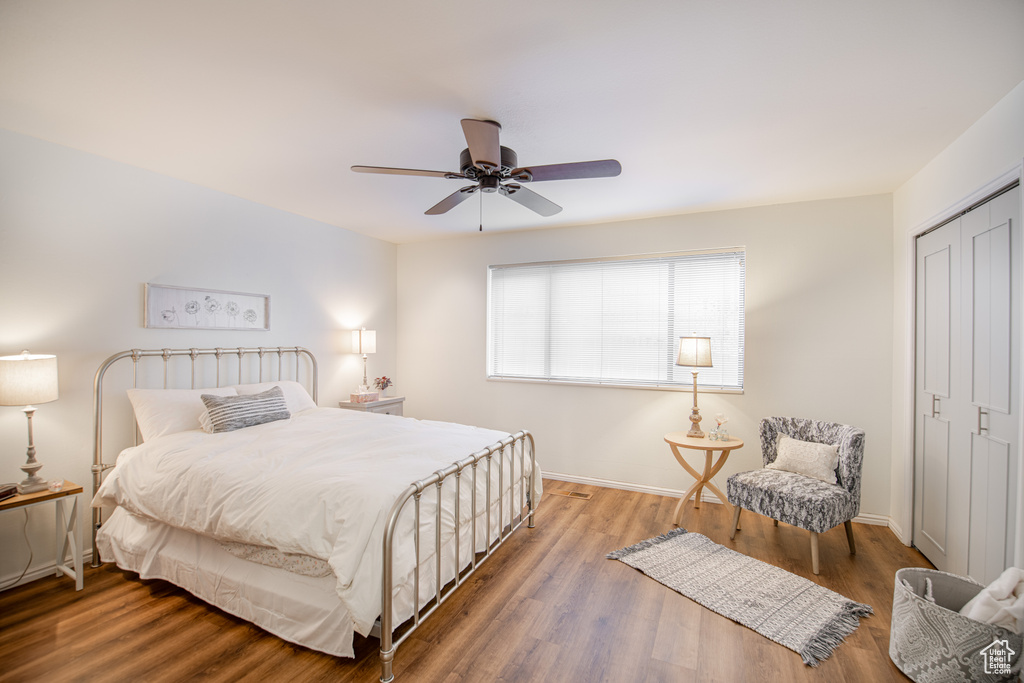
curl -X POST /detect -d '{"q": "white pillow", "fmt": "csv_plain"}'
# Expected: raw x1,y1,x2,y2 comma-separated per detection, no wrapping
127,386,237,442
233,380,317,413
765,435,840,485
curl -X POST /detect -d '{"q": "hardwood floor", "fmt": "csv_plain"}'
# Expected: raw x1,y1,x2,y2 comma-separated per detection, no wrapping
0,479,931,682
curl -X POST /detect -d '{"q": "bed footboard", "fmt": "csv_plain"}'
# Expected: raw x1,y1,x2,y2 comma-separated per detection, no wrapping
379,430,536,683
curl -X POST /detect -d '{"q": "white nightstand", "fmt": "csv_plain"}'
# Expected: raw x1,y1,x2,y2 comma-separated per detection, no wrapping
0,480,84,590
338,396,405,416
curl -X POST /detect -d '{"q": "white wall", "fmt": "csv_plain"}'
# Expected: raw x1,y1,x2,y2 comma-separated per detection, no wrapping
890,79,1024,542
398,194,894,517
0,129,397,586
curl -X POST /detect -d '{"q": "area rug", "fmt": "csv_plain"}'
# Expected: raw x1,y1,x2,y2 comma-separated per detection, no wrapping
607,528,872,666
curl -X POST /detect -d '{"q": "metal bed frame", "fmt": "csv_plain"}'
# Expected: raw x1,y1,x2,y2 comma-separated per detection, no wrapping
90,346,536,683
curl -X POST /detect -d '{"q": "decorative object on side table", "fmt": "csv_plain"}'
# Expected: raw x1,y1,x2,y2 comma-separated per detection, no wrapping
374,376,392,397
675,336,712,438
350,390,379,403
709,413,729,441
352,328,376,389
338,395,405,416
0,352,59,494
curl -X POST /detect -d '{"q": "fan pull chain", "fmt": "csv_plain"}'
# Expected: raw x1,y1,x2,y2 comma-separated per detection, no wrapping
479,191,483,232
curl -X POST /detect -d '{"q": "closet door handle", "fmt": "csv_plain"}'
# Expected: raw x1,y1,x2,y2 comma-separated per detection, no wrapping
978,407,989,434
931,395,940,417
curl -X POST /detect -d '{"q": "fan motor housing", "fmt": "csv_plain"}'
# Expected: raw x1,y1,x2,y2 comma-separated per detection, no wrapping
460,146,518,179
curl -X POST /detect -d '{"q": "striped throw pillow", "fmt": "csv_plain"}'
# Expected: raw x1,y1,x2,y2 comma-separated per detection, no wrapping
200,386,291,433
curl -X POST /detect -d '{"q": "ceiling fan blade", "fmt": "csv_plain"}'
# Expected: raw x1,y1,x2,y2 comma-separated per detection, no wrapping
460,119,502,171
499,184,562,217
352,165,462,179
510,159,621,182
425,185,479,215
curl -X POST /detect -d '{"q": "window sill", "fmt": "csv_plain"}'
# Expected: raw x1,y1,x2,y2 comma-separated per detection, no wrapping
486,376,744,394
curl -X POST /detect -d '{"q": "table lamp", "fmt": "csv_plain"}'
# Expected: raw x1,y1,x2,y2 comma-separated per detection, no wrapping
676,337,712,438
352,328,376,390
0,352,59,494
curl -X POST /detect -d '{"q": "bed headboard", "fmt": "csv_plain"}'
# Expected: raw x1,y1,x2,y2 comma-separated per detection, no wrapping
91,345,317,564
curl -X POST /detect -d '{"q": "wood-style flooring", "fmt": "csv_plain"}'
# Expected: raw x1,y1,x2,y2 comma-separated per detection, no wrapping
0,478,931,682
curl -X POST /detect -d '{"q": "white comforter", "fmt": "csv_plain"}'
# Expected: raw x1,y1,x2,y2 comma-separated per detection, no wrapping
94,407,541,635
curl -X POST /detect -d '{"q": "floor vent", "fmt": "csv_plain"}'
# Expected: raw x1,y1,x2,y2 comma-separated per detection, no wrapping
549,489,593,500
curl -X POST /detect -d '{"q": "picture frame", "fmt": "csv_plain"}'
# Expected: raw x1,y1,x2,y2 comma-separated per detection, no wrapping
144,284,270,331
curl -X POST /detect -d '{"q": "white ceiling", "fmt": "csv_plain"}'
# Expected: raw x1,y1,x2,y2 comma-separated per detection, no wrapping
2,1,1023,244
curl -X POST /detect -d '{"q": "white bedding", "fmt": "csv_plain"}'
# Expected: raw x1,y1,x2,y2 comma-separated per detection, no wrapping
98,506,356,656
94,407,542,636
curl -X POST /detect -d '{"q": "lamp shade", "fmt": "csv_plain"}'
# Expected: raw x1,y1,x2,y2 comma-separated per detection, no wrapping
352,329,377,355
0,352,59,406
676,337,712,368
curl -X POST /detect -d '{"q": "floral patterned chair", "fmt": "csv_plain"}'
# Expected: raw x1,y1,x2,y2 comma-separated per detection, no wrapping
726,417,866,575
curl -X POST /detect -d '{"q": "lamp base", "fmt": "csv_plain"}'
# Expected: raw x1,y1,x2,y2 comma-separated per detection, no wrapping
17,475,48,494
18,414,46,493
687,407,705,439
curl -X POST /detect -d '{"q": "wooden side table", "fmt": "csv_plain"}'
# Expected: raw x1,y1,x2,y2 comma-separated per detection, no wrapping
664,433,744,526
338,396,405,416
0,480,84,590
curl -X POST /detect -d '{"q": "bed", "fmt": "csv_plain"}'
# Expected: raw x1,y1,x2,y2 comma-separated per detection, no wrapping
90,346,540,682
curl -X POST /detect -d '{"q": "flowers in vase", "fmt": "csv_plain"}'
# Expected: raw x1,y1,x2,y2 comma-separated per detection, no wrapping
374,376,392,391
710,413,729,441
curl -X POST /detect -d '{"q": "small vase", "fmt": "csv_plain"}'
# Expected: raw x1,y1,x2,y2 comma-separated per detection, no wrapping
379,387,389,398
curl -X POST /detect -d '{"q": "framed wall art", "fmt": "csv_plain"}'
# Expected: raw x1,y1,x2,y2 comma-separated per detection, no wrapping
144,284,270,331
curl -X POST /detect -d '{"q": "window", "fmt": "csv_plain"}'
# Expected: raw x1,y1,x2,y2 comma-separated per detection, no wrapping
487,249,745,390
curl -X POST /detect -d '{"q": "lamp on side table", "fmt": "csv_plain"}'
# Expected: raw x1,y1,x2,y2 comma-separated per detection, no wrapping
352,328,377,390
0,352,59,494
676,336,712,438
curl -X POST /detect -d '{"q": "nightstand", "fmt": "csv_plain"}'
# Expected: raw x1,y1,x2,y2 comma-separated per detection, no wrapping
0,480,84,590
338,395,405,416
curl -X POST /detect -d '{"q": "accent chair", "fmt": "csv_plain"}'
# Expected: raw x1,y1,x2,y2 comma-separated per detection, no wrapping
726,416,866,575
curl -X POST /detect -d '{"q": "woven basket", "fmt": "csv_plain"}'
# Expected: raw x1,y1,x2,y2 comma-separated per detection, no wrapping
890,568,1022,682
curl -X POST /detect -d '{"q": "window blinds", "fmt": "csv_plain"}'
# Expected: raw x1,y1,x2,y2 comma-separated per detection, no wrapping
487,249,745,390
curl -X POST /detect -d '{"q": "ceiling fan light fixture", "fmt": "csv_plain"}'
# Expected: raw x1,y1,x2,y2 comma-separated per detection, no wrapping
353,119,620,224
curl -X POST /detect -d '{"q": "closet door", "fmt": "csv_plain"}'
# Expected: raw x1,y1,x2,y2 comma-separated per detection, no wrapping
964,187,1020,584
913,184,1021,579
914,219,969,572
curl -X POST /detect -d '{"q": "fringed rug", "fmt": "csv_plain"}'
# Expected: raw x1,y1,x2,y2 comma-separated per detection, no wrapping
607,528,872,666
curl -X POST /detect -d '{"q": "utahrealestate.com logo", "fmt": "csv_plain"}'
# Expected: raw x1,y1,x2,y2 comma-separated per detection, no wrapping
980,638,1016,676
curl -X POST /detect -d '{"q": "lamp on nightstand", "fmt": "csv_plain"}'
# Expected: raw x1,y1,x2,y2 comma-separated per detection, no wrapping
352,329,376,389
676,336,712,438
0,352,59,494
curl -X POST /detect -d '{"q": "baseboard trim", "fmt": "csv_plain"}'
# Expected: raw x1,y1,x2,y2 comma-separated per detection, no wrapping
544,471,892,527
0,549,93,592
888,518,912,545
851,513,890,527
545,471,720,503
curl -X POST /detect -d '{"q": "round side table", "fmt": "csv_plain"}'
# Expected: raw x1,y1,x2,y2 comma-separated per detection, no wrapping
664,432,744,526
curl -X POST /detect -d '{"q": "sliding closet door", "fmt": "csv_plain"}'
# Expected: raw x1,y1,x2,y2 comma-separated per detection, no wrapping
914,219,968,572
913,184,1021,581
964,187,1020,584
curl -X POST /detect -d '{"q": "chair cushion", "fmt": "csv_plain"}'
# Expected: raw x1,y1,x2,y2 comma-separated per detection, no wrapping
727,468,858,534
766,435,839,484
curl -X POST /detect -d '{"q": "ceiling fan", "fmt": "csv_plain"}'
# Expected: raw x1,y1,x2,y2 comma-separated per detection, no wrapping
352,119,621,219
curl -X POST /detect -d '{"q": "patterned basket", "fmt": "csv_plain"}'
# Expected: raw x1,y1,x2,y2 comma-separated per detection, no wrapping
890,568,1022,682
